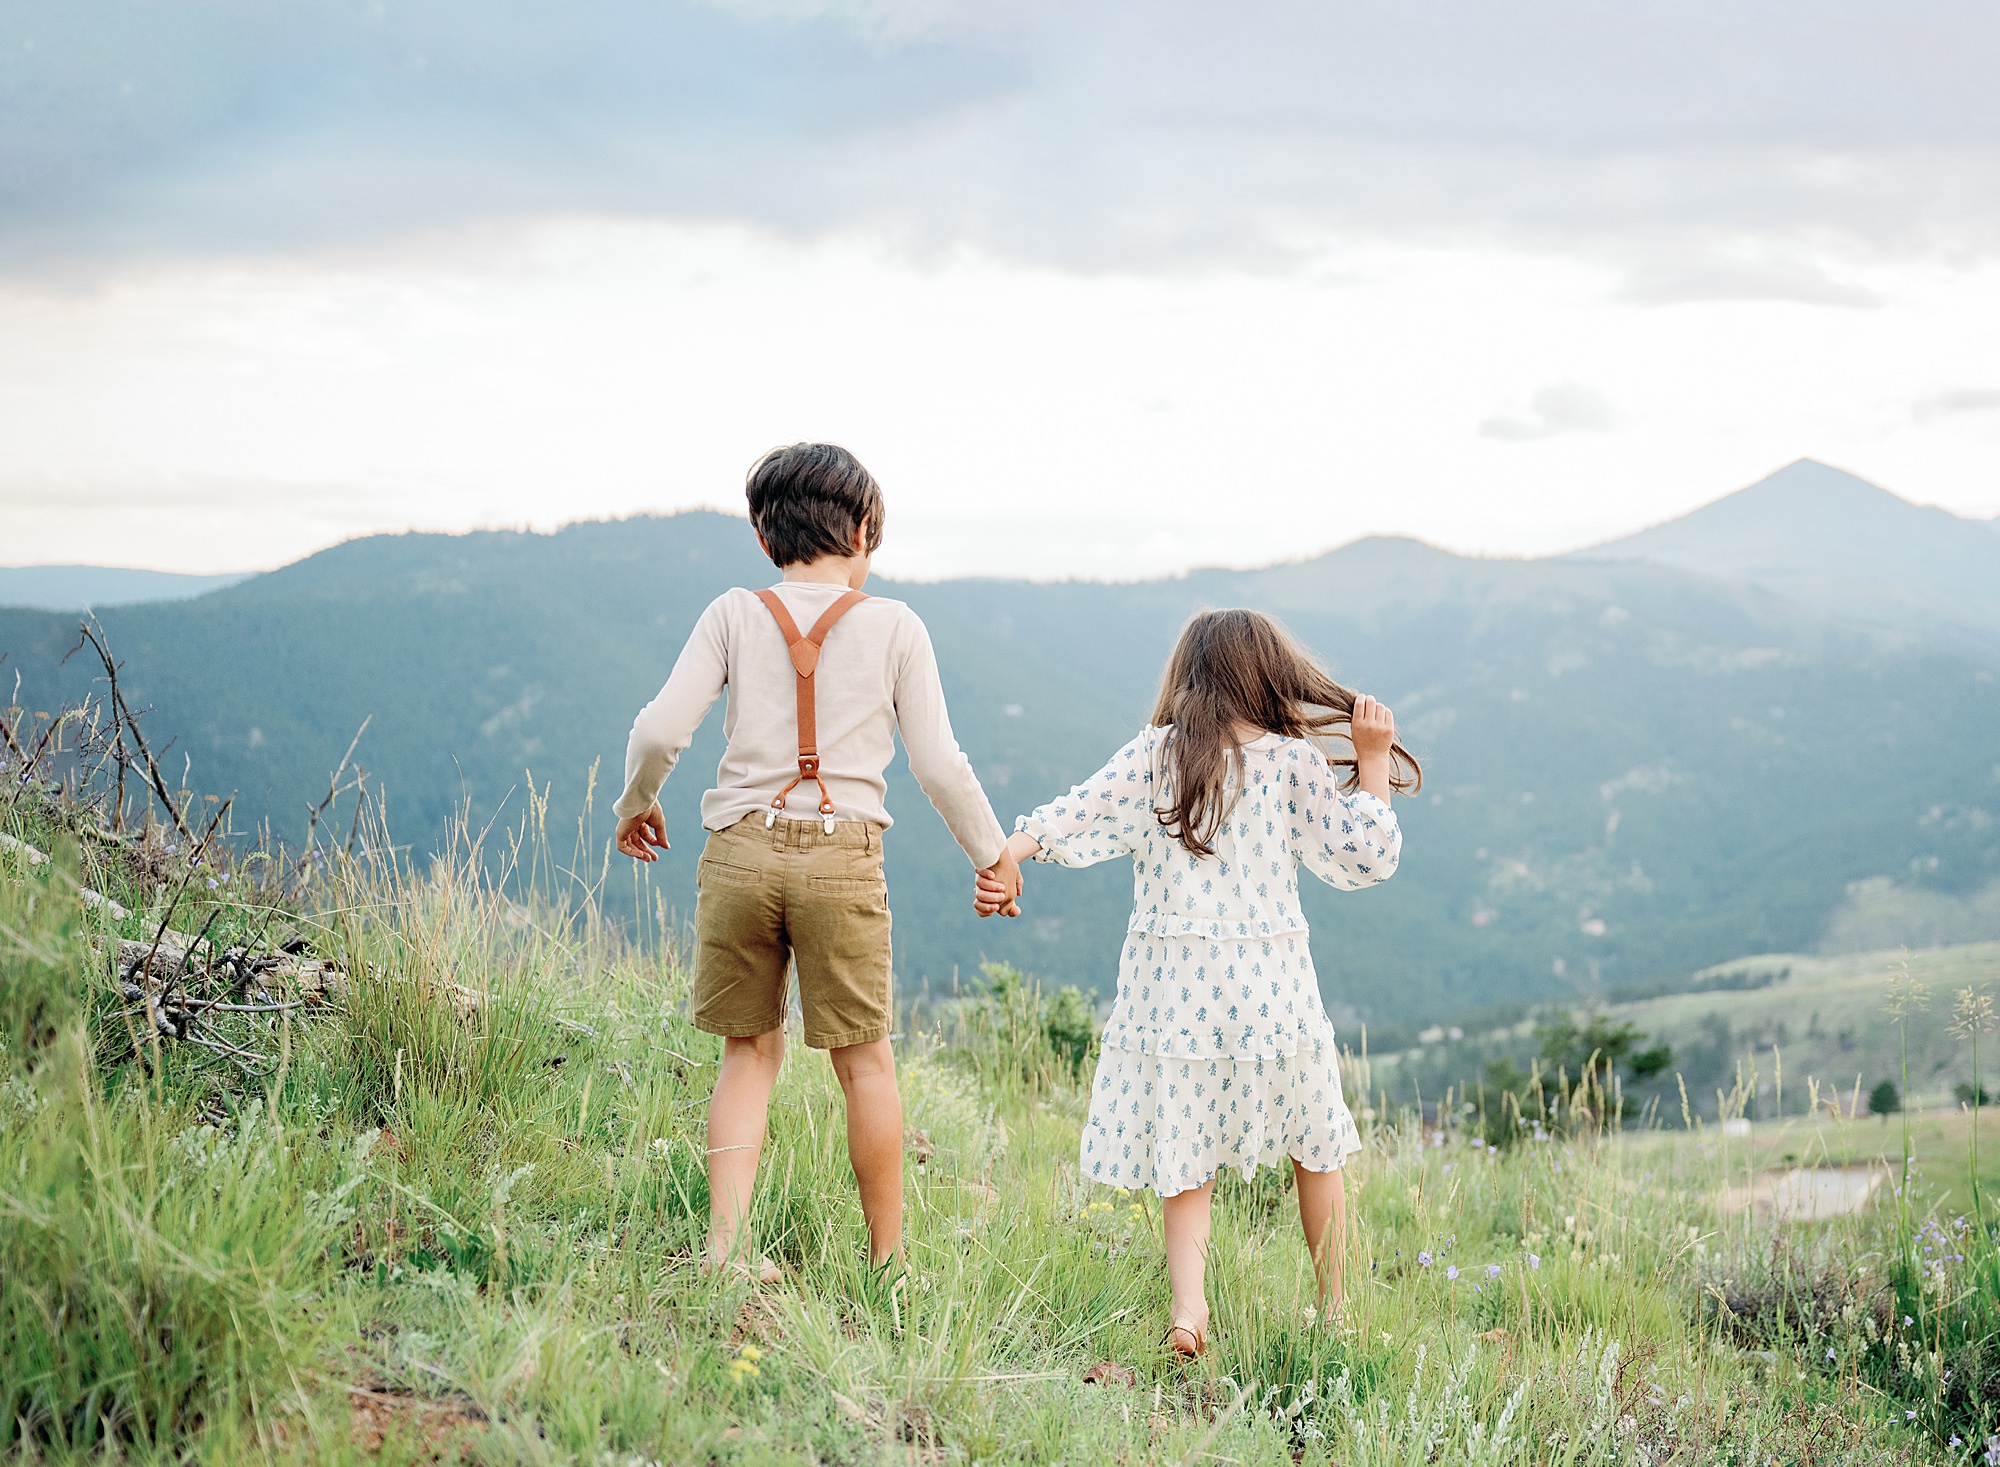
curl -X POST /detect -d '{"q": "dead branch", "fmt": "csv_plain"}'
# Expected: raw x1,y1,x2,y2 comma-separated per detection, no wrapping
303,716,371,853
67,618,195,842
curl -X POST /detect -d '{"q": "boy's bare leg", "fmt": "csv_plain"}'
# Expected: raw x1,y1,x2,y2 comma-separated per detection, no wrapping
706,1029,785,1277
827,1038,903,1266
1162,1179,1216,1346
1294,1160,1346,1310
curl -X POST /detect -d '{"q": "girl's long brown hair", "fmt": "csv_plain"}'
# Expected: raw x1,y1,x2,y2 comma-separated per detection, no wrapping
1150,608,1422,857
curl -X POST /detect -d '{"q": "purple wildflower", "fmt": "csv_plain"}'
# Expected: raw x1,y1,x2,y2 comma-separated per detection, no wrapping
1486,1264,1502,1280
1445,1265,1460,1281
1528,1254,1541,1270
1986,1434,2000,1467
1417,1250,1433,1268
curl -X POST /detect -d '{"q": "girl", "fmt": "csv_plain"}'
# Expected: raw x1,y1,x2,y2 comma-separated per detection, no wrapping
974,609,1419,1356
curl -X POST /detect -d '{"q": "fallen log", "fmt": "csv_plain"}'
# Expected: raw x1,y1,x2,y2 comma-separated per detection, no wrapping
1,831,133,919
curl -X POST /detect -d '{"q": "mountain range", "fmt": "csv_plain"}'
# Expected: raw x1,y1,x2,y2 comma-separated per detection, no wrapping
3,459,1997,1037
0,565,254,612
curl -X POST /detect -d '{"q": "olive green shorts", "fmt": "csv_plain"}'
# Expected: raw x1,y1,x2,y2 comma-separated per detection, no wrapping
691,814,893,1050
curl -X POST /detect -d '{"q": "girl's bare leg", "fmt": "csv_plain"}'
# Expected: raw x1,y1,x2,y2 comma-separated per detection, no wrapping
1294,1161,1346,1309
705,1029,785,1275
1162,1179,1216,1338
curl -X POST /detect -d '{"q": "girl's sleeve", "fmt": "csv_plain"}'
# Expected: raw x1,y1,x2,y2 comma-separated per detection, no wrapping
1290,751,1402,890
1014,730,1155,868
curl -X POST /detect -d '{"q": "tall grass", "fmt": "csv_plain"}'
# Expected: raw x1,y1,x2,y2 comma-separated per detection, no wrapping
2,777,1995,1463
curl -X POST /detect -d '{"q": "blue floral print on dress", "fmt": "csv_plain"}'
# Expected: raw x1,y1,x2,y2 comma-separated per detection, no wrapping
1016,728,1400,1197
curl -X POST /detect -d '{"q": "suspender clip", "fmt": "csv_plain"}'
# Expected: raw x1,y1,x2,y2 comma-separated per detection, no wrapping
753,587,869,838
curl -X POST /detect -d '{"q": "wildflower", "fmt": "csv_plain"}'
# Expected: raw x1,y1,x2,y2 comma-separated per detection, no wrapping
1418,1250,1433,1268
1826,1348,1836,1361
1906,1410,1917,1421
1948,1436,1960,1449
1904,1315,1914,1327
1987,1435,2000,1467
1529,1254,1541,1270
649,1137,670,1156
1445,1265,1460,1281
739,1345,762,1362
206,877,218,890
1486,1264,1502,1280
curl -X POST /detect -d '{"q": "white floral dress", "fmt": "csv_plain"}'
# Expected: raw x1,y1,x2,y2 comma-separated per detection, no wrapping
1017,726,1401,1197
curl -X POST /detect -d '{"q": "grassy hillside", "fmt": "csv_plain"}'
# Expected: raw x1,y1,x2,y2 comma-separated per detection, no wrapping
3,779,1994,1463
4,511,2000,1028
1380,940,2000,1130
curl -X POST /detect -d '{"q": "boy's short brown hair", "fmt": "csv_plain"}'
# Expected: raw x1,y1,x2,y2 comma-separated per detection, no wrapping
745,443,886,567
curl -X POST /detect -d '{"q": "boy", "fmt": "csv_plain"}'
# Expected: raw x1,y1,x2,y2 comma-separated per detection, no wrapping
614,442,1023,1278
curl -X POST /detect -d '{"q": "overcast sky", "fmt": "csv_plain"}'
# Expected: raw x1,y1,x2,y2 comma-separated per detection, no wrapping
3,0,1998,579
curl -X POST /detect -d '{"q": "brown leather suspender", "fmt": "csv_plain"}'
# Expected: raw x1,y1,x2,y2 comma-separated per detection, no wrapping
753,587,869,831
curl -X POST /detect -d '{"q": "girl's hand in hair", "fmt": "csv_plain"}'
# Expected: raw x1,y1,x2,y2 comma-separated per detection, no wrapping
1349,695,1396,761
1350,695,1397,803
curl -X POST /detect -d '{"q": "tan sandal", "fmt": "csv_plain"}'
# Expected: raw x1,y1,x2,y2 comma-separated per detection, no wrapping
1164,1321,1207,1359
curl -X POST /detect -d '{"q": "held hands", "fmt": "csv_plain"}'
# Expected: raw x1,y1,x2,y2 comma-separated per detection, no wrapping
974,832,1040,918
615,802,670,862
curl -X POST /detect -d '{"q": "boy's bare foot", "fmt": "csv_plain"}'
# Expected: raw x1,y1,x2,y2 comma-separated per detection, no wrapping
701,1249,782,1285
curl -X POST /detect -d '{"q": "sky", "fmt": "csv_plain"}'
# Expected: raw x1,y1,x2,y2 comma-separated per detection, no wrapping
3,0,1999,581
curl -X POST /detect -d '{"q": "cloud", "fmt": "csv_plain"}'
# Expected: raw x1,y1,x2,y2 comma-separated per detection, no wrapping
0,473,414,517
1914,388,2000,419
1617,255,1884,308
3,1,2000,274
1479,382,1615,442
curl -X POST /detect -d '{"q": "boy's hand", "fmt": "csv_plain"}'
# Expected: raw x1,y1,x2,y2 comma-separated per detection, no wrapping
1350,694,1396,761
615,803,670,862
974,833,1038,918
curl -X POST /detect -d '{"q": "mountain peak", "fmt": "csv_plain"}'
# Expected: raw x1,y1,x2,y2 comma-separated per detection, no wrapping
1572,459,2000,651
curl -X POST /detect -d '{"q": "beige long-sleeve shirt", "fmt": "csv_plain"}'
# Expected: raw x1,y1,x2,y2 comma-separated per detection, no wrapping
615,582,1007,868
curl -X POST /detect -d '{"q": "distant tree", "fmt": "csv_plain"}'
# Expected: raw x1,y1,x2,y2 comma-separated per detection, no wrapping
1537,1011,1641,1077
1954,1081,1993,1108
1868,1079,1902,1118
1628,1043,1674,1081
1536,1010,1671,1084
